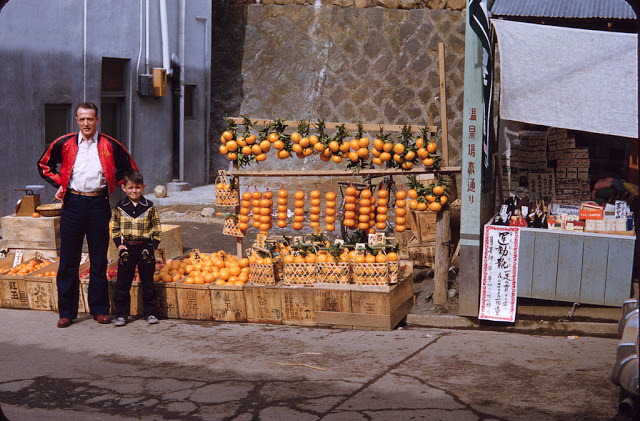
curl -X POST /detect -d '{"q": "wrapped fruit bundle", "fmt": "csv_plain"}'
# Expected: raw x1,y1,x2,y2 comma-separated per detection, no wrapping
248,249,276,286
395,188,407,232
251,188,262,230
342,184,359,230
238,190,252,233
358,189,373,232
316,243,351,284
282,244,317,286
292,187,305,231
309,187,321,229
276,186,288,228
352,249,389,286
324,190,337,232
258,189,273,235
375,186,389,231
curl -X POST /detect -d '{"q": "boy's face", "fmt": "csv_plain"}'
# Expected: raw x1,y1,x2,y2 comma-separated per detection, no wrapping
122,181,145,201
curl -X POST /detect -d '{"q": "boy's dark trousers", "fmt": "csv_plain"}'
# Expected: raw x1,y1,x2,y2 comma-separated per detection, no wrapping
114,243,157,318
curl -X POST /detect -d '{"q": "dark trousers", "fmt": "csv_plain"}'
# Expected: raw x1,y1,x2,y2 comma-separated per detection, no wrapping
113,244,157,318
57,192,111,319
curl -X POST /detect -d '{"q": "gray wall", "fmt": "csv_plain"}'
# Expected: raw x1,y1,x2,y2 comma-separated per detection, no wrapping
210,3,466,184
0,0,210,216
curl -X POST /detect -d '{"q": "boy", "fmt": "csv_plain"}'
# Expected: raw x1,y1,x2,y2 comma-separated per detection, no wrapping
110,170,162,326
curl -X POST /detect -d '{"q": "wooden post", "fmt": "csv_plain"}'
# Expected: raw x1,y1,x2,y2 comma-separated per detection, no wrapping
434,207,450,306
233,161,243,259
439,42,449,166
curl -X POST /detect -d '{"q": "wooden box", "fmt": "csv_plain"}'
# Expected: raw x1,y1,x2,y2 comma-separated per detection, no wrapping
408,210,436,243
315,262,414,331
516,228,635,306
245,283,282,324
210,284,246,322
314,288,351,313
0,257,56,309
155,282,179,319
280,286,316,326
175,282,213,320
23,261,63,311
108,279,144,316
107,224,183,260
1,215,61,253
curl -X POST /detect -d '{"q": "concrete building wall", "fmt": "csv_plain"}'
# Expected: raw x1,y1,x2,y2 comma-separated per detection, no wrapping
210,3,466,184
0,0,210,216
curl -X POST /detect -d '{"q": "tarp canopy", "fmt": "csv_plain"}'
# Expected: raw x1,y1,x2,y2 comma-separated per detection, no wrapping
492,19,638,139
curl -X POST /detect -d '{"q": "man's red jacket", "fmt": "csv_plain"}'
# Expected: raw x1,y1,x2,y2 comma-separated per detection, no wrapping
38,132,138,197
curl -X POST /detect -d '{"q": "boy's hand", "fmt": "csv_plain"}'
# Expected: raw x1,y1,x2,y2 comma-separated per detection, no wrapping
118,245,128,257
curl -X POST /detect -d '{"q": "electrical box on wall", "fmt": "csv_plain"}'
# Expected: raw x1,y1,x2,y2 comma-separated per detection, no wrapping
137,74,154,96
152,68,167,97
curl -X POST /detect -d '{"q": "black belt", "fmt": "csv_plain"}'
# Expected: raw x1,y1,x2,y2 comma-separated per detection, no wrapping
125,240,146,246
68,188,107,197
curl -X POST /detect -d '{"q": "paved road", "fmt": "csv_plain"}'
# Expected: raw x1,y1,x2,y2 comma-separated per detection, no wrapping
0,308,620,420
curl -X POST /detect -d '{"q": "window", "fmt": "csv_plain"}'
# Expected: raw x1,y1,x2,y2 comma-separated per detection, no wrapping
101,58,129,141
184,84,196,120
44,104,71,146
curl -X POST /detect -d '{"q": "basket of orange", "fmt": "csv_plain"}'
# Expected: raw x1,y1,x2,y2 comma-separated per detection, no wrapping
248,248,276,286
2,258,53,276
222,214,245,238
282,243,317,286
352,246,390,286
214,171,239,206
316,245,351,284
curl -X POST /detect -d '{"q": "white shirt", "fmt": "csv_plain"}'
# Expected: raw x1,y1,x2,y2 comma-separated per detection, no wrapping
68,133,106,193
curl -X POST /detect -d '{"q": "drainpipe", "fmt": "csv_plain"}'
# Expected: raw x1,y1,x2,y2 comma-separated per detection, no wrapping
179,0,185,182
196,15,210,185
83,0,87,101
145,0,150,74
159,0,172,75
130,0,144,154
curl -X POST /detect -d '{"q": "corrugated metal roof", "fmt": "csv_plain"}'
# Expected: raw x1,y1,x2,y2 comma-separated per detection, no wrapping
491,0,637,20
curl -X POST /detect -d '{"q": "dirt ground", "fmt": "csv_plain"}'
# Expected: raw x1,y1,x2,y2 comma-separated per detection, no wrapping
157,204,460,316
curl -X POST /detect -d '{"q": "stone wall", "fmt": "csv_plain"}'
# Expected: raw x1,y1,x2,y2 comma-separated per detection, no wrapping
211,3,466,180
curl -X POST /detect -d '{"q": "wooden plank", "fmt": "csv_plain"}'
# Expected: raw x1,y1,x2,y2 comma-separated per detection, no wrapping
229,117,438,134
315,310,392,330
434,207,450,305
280,286,316,326
438,42,449,166
1,215,61,250
107,225,183,260
228,167,462,178
516,229,534,298
351,289,390,315
555,234,584,302
245,284,282,324
531,231,559,300
0,278,28,308
25,278,55,311
580,236,609,305
175,283,213,320
210,285,246,322
313,288,351,313
604,238,635,306
154,282,179,319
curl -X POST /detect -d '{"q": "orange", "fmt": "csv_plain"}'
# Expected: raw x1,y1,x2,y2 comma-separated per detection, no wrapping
382,142,393,153
214,279,226,285
260,140,271,153
373,138,384,150
365,254,376,263
32,212,40,218
429,202,442,212
339,142,351,153
372,157,383,166
360,189,372,199
415,137,424,148
423,157,434,167
183,277,194,284
274,140,285,150
417,148,428,159
393,143,405,155
417,202,428,211
246,134,256,144
291,132,301,143
427,142,437,153
331,155,342,163
269,132,279,142
433,185,445,195
354,255,366,263
357,148,369,159
380,152,391,162
304,254,317,263
251,144,262,155
256,153,267,162
222,130,234,141
292,221,303,230
401,161,413,170
219,268,230,280
299,137,310,148
277,150,291,159
396,190,407,200
358,137,370,148
226,140,238,152
387,252,398,262
219,145,228,155
325,191,336,201
325,223,335,231
309,189,321,199
348,151,359,162
193,275,204,284
440,195,448,205
408,189,418,199
294,189,305,200
405,150,415,161
349,138,360,151
395,199,406,208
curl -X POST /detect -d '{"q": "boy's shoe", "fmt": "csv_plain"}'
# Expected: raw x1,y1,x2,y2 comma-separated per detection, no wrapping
114,317,127,327
146,315,159,325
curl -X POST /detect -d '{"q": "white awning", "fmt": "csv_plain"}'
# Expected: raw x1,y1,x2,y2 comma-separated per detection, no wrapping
493,19,638,139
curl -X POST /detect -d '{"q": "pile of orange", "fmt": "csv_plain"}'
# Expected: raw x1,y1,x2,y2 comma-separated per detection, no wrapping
4,260,51,276
33,270,57,277
153,250,249,286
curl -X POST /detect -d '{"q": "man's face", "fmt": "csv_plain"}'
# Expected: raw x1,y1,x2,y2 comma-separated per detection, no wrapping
76,107,99,139
122,181,145,202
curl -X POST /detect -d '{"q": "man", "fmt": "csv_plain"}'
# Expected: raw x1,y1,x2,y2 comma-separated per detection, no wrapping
38,102,138,328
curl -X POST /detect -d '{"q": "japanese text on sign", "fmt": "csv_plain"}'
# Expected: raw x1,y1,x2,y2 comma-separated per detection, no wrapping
479,225,520,322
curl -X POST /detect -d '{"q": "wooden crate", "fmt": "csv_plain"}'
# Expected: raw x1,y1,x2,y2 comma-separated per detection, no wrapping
280,286,316,326
0,257,56,309
1,215,60,253
245,283,282,324
23,260,64,311
210,284,246,322
107,279,144,316
175,281,213,320
314,288,351,313
408,210,436,243
107,224,183,260
155,282,179,319
315,262,414,331
407,243,435,267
